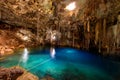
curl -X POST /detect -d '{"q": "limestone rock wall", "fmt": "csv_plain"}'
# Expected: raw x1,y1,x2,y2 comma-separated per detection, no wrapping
0,0,120,55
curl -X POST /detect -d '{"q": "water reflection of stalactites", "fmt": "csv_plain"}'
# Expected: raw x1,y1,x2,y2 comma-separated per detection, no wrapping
50,47,56,59
21,48,29,63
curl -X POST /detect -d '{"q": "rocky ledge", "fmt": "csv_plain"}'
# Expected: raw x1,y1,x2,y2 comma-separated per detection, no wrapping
0,66,39,80
0,29,25,56
0,66,24,80
0,66,55,80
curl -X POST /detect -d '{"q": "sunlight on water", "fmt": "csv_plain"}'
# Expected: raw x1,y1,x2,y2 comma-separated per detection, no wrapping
50,47,56,59
21,48,29,63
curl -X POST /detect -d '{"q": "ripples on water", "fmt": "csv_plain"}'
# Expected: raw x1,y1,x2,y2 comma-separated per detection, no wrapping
0,47,120,80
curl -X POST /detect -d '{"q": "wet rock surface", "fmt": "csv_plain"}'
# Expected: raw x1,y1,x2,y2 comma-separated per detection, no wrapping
0,66,41,80
0,67,23,80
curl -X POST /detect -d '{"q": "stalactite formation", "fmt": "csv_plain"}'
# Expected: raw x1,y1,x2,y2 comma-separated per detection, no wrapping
0,0,120,55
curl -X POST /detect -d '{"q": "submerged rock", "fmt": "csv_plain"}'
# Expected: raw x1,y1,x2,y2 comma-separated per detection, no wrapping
0,66,39,80
0,67,24,80
16,66,39,80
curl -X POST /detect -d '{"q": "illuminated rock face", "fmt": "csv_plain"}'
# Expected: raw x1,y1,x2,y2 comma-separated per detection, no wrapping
16,29,35,42
108,24,120,48
0,0,120,54
65,2,76,11
118,15,120,22
107,14,120,49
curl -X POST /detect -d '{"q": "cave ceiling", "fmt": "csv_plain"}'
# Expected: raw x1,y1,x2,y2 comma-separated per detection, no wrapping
0,0,120,28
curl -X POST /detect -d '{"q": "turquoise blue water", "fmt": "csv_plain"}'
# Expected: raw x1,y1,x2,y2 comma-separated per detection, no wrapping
0,47,120,80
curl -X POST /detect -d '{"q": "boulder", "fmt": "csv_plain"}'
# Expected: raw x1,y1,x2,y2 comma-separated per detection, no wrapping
0,67,24,80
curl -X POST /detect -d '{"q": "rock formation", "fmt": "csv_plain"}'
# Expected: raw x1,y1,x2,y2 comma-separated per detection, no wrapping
0,0,120,55
0,67,23,80
0,66,40,80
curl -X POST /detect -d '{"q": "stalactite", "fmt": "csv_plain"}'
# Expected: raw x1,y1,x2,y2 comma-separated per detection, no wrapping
83,21,87,49
103,18,106,49
103,18,106,39
87,20,90,32
98,19,102,53
72,32,74,47
52,0,58,17
117,14,120,48
36,11,39,41
95,20,102,53
87,20,90,50
95,21,99,45
106,37,110,54
113,19,117,54
83,19,91,50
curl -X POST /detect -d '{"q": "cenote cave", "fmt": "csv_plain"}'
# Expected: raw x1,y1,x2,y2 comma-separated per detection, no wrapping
0,0,120,80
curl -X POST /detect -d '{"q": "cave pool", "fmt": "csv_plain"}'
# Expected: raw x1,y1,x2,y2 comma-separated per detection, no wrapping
0,47,120,80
